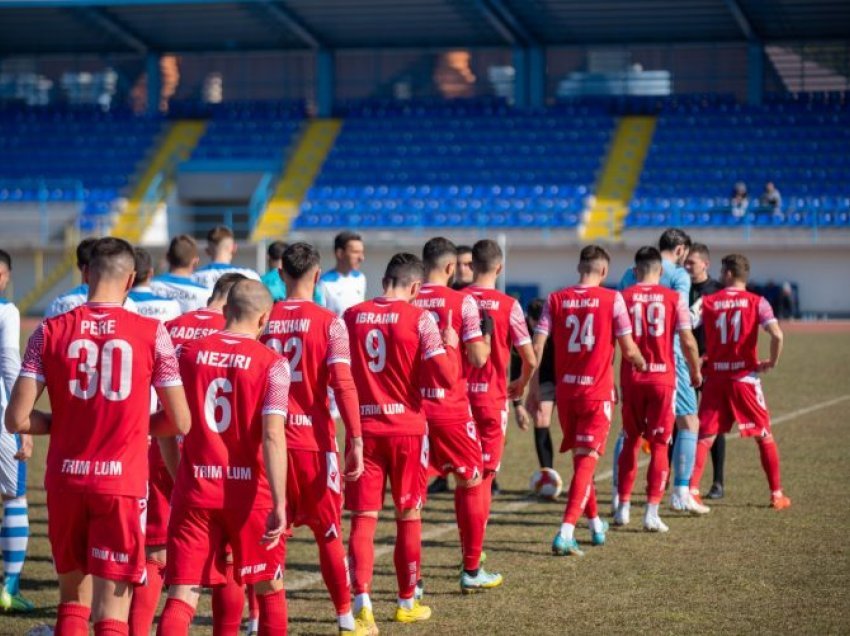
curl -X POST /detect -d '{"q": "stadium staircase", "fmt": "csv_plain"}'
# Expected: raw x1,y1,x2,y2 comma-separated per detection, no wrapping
112,120,207,243
581,116,656,241
17,249,78,315
251,119,342,241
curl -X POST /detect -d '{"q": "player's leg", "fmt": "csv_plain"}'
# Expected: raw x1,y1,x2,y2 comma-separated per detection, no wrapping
642,385,675,533
345,436,383,633
91,576,134,635
707,434,726,499
533,384,556,470
610,430,625,515
57,572,94,636
0,429,32,612
245,585,259,635
670,357,701,507
48,491,93,634
211,551,245,636
128,546,166,636
473,407,507,523
157,584,202,635
615,388,643,526
554,447,598,557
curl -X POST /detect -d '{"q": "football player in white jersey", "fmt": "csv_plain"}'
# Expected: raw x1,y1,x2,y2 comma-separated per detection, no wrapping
317,231,366,317
128,248,182,323
191,225,260,289
0,250,32,612
149,234,210,312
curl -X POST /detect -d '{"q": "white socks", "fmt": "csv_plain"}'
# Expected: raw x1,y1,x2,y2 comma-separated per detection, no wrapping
338,611,356,630
354,593,372,613
559,522,575,540
397,596,414,610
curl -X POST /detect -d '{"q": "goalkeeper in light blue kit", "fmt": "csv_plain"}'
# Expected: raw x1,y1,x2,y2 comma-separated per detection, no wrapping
0,249,33,612
612,229,710,516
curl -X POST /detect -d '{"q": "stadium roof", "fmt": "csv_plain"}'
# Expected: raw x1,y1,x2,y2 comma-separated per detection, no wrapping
0,0,847,55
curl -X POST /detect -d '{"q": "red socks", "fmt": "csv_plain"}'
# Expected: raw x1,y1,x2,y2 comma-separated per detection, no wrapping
394,519,421,600
317,534,352,615
455,482,487,572
348,515,377,595
247,584,259,622
757,437,783,493
481,472,495,522
56,602,91,636
647,442,670,504
257,588,287,636
129,558,164,636
584,483,599,520
617,435,641,502
94,620,129,635
562,454,598,526
690,437,714,492
156,598,195,636
212,563,245,636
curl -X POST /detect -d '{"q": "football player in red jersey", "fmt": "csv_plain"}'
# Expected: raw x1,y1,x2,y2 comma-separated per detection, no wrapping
6,237,190,636
259,242,367,636
157,280,290,636
532,245,646,557
412,237,502,594
689,254,790,510
616,247,702,533
130,272,245,636
466,240,537,514
344,253,457,630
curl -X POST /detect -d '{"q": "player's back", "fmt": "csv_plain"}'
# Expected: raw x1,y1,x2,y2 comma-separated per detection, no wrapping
150,273,210,312
128,287,182,323
261,299,347,452
319,269,366,316
412,283,482,419
701,287,775,378
465,285,529,408
26,303,177,497
192,263,260,290
621,283,687,387
543,285,627,402
175,331,288,509
344,297,438,436
166,308,225,349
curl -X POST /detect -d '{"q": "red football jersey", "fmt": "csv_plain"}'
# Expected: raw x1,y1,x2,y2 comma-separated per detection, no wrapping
165,308,226,349
621,283,691,387
20,303,182,497
260,299,351,452
465,286,530,409
344,297,446,436
536,285,631,401
173,331,289,509
412,283,483,422
700,288,776,379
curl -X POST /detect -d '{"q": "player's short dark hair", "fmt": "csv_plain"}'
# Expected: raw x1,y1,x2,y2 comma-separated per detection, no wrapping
267,240,288,263
76,237,99,270
721,253,750,282
133,247,154,285
0,249,11,271
207,225,234,246
634,246,663,276
334,231,362,253
527,297,545,322
210,272,247,301
578,244,611,274
281,242,320,280
472,239,503,273
166,234,198,269
456,245,473,257
383,253,424,289
689,242,711,260
88,237,135,279
422,237,457,270
658,228,692,252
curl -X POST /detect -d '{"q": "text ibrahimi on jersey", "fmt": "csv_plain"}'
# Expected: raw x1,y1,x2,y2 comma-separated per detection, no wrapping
266,318,312,334
196,350,252,370
356,313,399,324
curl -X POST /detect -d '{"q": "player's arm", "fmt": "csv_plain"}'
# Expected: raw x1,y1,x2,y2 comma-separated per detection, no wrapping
528,297,552,408
326,318,364,481
759,321,784,373
675,296,702,386
463,298,491,368
5,322,51,435
150,323,191,436
422,312,458,388
158,437,181,479
507,299,537,400
262,358,290,547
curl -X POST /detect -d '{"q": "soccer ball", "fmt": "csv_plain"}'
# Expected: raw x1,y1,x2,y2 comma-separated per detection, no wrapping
529,468,563,500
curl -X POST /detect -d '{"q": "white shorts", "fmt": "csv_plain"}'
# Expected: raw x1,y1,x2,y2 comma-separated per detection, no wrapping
0,418,26,498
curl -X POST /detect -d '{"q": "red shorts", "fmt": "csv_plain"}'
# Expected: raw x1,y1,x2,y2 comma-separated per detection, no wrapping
699,374,772,438
556,398,614,454
428,418,484,481
344,435,427,512
165,504,286,586
47,491,146,584
471,404,508,473
287,449,343,537
146,458,173,547
621,383,676,445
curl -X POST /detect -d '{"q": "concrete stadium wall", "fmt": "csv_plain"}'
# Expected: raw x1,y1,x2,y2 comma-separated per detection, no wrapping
3,228,849,316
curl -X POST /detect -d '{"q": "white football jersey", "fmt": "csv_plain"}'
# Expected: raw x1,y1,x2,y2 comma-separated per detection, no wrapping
45,284,138,318
191,262,260,290
128,286,182,323
149,273,210,313
317,269,367,317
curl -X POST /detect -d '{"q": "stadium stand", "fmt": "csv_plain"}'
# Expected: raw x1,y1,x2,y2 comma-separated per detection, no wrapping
295,99,614,230
627,94,850,228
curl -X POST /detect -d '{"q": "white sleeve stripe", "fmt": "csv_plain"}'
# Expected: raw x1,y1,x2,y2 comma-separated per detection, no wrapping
462,330,483,342
533,327,549,335
18,371,44,383
153,380,184,388
327,358,351,365
423,348,446,360
761,318,778,326
262,409,288,417
514,337,532,346
615,327,633,337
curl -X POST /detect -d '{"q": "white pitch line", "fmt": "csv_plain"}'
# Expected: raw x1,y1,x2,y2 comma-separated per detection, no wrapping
286,393,850,591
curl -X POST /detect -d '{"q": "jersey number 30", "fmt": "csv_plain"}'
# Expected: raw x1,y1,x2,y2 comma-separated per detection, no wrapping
67,338,133,401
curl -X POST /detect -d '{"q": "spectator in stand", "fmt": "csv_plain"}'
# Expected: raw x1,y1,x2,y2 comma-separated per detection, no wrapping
731,181,749,220
761,182,783,221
